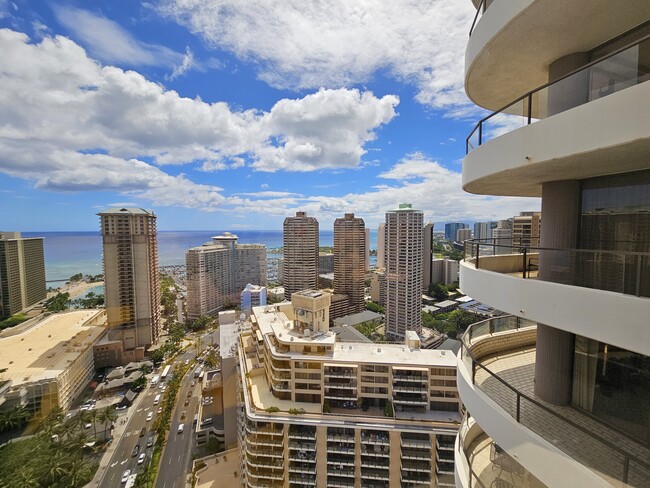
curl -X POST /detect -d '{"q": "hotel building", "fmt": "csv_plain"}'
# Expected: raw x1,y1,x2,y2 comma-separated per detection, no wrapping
384,204,423,340
0,232,46,320
456,3,650,488
237,290,461,488
186,233,266,321
283,212,319,296
98,208,160,363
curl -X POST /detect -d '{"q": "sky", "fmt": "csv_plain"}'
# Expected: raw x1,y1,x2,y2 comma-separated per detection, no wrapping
0,0,539,232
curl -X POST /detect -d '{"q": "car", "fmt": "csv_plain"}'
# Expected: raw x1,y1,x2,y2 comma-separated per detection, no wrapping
137,453,146,465
121,470,131,483
146,434,155,448
84,423,92,429
161,385,167,392
131,445,140,457
139,427,146,438
146,412,153,422
116,405,128,411
184,399,190,406
200,418,213,426
187,391,192,397
177,424,184,434
157,407,162,414
181,411,186,420
158,383,164,389
184,359,190,365
191,381,196,386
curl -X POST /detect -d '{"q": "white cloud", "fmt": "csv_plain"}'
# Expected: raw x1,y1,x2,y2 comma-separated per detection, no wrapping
167,46,195,80
0,29,398,209
158,0,476,113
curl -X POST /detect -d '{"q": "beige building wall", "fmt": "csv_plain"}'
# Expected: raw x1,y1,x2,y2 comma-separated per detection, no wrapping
377,223,385,269
333,213,366,316
283,211,319,295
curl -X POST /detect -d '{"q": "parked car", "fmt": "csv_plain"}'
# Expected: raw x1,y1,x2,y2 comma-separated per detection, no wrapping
131,445,140,457
138,453,146,465
121,470,131,483
139,428,146,438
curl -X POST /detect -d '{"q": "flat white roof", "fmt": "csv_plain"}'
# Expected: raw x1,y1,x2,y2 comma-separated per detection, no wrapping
0,310,106,386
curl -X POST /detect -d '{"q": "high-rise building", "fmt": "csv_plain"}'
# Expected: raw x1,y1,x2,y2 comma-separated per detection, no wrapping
186,233,266,320
384,203,423,339
444,222,467,240
240,283,267,318
377,222,386,269
0,231,46,320
456,4,650,488
235,292,461,488
98,208,160,360
492,219,513,255
365,227,371,271
283,211,319,295
431,258,460,286
456,228,473,242
318,253,334,274
423,221,434,291
333,213,366,316
473,221,498,240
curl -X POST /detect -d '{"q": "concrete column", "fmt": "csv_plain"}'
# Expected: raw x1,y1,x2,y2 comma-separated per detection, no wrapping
535,180,580,405
547,52,590,116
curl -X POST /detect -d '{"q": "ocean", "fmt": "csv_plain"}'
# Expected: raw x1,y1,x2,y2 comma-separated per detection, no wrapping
24,230,378,287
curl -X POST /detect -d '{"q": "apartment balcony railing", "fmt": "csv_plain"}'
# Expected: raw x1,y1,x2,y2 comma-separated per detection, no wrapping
360,467,390,480
392,374,428,383
400,438,431,449
289,474,316,486
327,467,355,477
461,316,650,487
468,0,487,37
327,457,355,467
464,238,650,298
289,441,316,451
465,36,650,154
402,460,431,473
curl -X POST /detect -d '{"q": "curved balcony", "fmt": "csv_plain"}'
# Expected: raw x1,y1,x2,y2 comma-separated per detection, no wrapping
465,0,649,110
460,240,650,356
464,36,650,196
457,315,650,487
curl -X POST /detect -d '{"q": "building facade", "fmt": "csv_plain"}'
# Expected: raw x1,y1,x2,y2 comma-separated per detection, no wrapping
283,212,319,296
186,233,266,321
455,228,473,243
473,221,497,241
456,3,650,488
98,208,160,362
423,222,434,291
444,223,467,241
333,213,366,317
512,211,542,247
0,232,46,320
377,223,386,269
236,291,460,488
241,284,267,318
384,204,423,339
431,258,460,286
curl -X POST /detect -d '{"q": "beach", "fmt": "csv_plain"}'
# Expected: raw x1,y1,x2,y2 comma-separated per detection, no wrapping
48,280,105,300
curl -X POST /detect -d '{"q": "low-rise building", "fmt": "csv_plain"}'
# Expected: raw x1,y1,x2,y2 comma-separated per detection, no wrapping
241,284,267,318
0,309,106,417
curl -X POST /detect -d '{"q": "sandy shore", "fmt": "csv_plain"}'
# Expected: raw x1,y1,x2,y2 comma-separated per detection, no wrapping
48,280,105,300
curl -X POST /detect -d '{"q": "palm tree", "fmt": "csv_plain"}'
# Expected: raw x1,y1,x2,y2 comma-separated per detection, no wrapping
60,458,93,488
0,405,30,443
44,451,71,486
15,466,40,488
102,406,117,439
88,408,100,438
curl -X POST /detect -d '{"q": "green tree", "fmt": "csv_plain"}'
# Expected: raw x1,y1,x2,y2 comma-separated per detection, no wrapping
365,301,384,314
428,283,448,302
149,348,165,365
45,292,71,312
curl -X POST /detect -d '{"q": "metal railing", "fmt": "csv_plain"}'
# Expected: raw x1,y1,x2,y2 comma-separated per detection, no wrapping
463,238,649,298
466,35,650,154
468,0,487,37
460,316,650,486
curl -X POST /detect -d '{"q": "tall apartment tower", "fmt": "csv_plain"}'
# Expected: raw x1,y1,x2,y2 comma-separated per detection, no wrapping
376,223,386,269
512,211,542,247
0,232,46,320
283,211,319,296
473,221,498,240
423,221,434,291
384,203,423,339
365,227,371,271
456,4,650,488
98,208,160,350
333,213,366,315
186,233,266,320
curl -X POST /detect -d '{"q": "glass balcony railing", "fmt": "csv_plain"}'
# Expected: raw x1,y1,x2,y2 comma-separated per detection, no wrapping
461,316,650,487
464,238,650,298
466,36,650,153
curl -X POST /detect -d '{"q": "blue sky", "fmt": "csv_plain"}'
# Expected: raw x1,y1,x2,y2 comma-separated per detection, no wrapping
0,0,538,231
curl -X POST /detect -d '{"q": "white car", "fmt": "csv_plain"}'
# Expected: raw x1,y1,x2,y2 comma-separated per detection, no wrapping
121,470,131,483
138,453,146,465
146,412,153,422
177,423,184,434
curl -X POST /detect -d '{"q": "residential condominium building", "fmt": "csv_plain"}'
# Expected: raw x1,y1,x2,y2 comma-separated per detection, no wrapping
431,258,460,287
283,211,319,296
456,228,473,243
0,231,46,320
473,221,497,241
186,233,266,321
377,222,386,269
457,3,650,488
384,204,423,339
512,211,541,247
423,221,434,291
98,208,160,364
236,290,461,488
333,213,366,318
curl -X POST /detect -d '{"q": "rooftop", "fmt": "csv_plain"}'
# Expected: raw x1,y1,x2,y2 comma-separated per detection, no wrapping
98,207,155,216
220,320,244,359
332,310,382,327
0,310,106,386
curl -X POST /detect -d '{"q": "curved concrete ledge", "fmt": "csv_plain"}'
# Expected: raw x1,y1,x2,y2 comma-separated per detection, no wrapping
463,81,650,197
466,0,650,111
460,259,650,356
457,356,612,488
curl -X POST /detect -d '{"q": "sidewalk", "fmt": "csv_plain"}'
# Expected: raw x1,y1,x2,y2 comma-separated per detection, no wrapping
84,386,150,488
